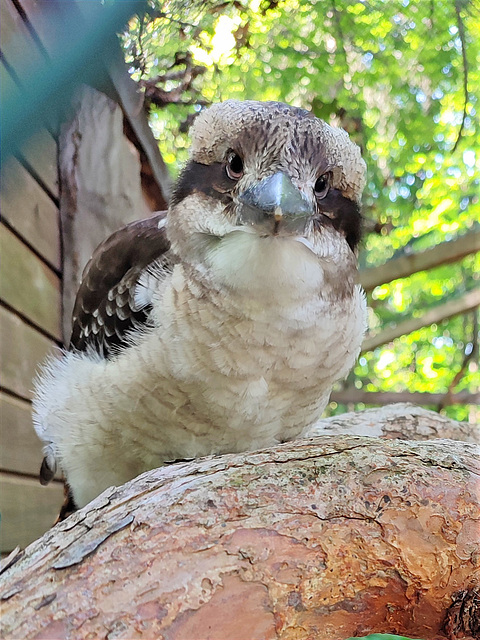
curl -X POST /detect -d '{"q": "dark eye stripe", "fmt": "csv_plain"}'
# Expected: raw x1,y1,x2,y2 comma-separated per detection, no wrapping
171,162,362,251
171,161,235,206
316,188,362,251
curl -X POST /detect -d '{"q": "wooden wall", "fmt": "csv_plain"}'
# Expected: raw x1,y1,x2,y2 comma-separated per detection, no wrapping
0,0,170,553
1,0,65,552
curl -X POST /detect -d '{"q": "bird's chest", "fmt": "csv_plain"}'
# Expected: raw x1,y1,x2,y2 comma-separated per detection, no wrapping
138,283,362,455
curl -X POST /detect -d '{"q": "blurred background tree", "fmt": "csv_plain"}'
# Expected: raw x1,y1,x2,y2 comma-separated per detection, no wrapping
121,0,480,422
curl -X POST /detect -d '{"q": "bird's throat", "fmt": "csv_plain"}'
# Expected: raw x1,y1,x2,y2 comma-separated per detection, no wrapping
198,230,325,304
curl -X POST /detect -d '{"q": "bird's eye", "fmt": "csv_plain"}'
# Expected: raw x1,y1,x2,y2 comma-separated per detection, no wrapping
314,173,330,199
225,152,244,180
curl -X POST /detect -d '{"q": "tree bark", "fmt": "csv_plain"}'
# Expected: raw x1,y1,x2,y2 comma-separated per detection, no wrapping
308,402,480,443
0,407,479,640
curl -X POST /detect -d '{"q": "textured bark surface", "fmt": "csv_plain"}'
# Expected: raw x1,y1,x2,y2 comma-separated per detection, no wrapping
0,408,479,640
307,403,480,443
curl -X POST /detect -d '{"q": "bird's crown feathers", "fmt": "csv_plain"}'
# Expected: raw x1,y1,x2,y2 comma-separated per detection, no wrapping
189,100,366,203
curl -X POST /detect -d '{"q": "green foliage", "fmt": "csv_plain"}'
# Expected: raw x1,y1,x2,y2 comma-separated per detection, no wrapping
122,0,480,421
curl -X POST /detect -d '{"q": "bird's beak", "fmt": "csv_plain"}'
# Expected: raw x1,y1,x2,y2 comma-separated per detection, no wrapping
236,172,314,235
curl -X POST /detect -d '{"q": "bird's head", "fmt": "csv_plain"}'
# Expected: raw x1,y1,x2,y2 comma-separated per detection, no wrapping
167,100,366,296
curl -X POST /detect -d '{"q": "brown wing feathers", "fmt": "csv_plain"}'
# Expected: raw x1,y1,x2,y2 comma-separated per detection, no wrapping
39,213,170,500
70,212,171,358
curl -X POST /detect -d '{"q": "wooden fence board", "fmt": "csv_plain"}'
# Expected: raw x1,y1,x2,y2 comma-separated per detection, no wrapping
1,157,60,270
0,0,60,139
0,59,20,93
14,0,67,53
0,392,46,477
19,129,59,198
0,305,57,400
0,0,46,72
0,223,62,339
0,473,64,552
331,389,480,407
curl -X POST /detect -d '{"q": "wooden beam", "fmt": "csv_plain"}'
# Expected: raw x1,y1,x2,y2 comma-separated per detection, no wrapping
2,0,143,159
0,223,62,340
331,390,480,407
1,1,59,195
362,288,480,352
108,44,172,205
1,59,21,93
0,305,57,401
360,228,480,292
1,157,60,270
14,0,78,56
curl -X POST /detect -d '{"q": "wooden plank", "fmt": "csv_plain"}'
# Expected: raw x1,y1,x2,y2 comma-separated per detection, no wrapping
0,473,64,552
0,392,46,476
0,223,62,339
14,0,69,54
0,59,21,94
18,128,59,199
1,156,60,269
0,305,57,400
0,0,46,73
0,0,60,139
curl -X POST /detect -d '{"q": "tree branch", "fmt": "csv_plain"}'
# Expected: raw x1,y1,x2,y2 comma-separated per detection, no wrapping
362,287,480,352
452,0,470,152
360,228,480,292
330,0,349,69
308,402,479,442
439,310,479,410
330,390,480,412
1,408,478,639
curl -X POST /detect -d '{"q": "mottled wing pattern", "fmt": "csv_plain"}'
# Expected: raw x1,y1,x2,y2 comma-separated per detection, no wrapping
70,212,171,358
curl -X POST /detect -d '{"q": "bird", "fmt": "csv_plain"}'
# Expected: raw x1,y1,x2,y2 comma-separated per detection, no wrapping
33,100,367,510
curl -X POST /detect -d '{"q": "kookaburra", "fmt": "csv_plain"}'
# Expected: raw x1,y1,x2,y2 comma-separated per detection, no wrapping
33,100,367,509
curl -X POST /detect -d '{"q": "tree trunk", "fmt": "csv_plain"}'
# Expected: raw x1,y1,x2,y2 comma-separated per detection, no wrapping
1,406,479,640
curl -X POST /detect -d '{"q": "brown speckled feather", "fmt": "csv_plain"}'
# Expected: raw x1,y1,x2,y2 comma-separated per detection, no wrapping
70,212,171,358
